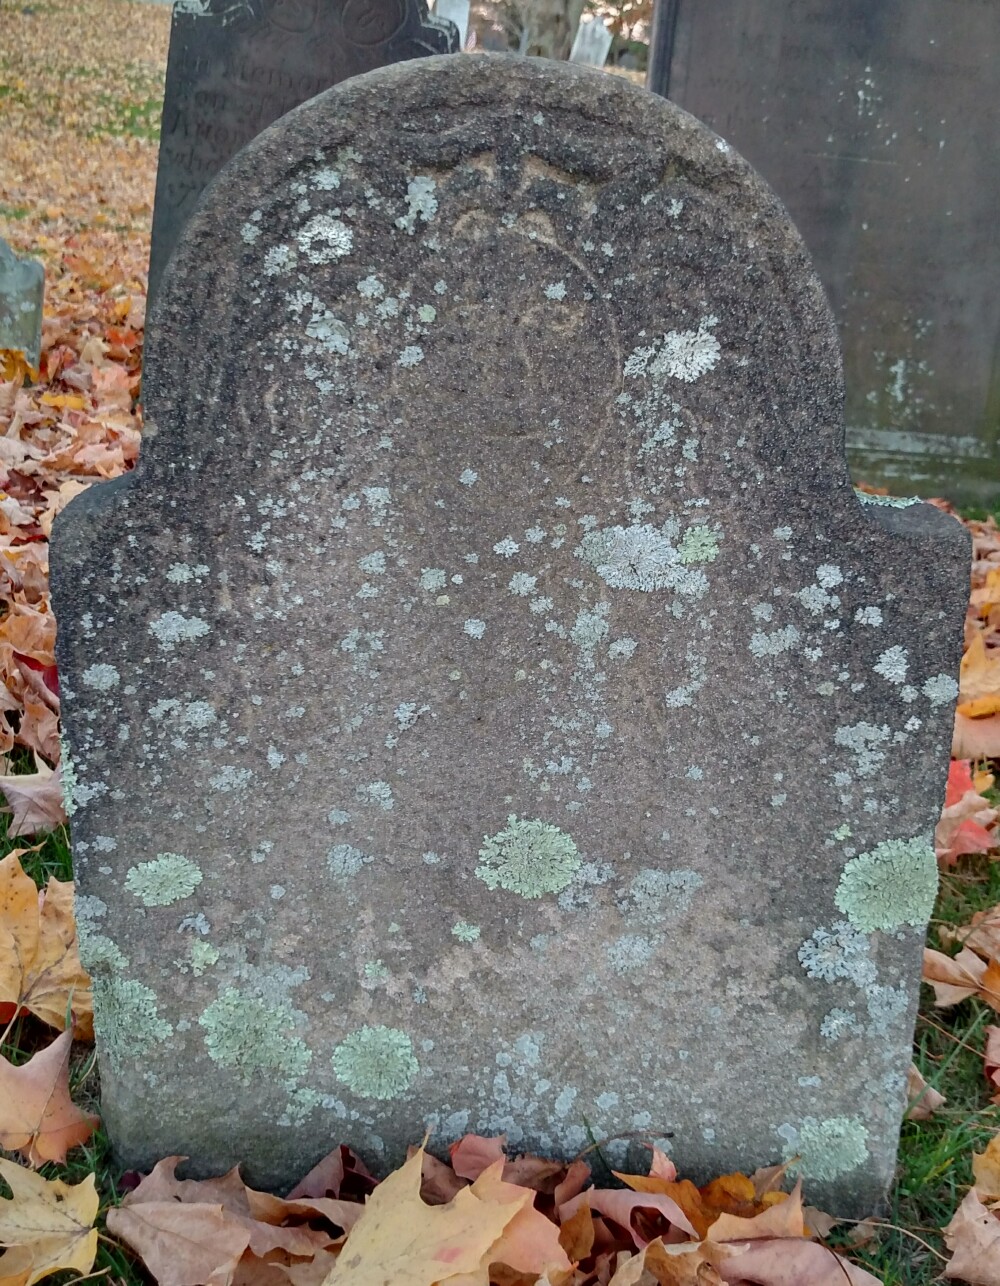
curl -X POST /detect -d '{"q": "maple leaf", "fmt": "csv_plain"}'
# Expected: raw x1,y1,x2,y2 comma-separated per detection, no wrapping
107,1155,353,1286
905,1063,946,1120
0,1157,98,1286
0,1030,97,1166
936,760,998,865
323,1147,526,1286
0,851,92,1035
559,1184,698,1248
945,1190,1000,1285
923,946,1000,1010
0,757,66,837
940,907,1000,961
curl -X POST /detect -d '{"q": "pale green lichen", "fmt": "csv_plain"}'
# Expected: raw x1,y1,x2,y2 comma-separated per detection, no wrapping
199,988,311,1084
834,836,937,932
677,525,720,564
60,745,79,816
93,976,172,1070
451,920,481,942
124,853,203,907
781,1116,869,1181
77,931,128,976
476,816,581,898
188,941,220,976
332,1025,418,1099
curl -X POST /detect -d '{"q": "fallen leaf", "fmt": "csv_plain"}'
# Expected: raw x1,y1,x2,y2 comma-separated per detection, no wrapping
450,1134,507,1181
973,1134,1000,1202
559,1186,698,1248
923,946,1000,1010
945,1188,1000,1285
985,1026,1000,1103
0,851,91,1034
108,1156,344,1286
0,757,66,837
323,1147,523,1285
906,1063,946,1120
0,1157,98,1286
0,1030,97,1166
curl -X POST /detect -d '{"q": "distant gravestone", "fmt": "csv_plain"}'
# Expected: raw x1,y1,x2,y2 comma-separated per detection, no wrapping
569,16,613,66
432,0,469,47
53,55,968,1214
0,239,44,374
647,0,1000,504
147,0,459,304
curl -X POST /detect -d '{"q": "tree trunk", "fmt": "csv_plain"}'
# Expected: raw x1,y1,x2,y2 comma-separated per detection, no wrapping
521,0,586,59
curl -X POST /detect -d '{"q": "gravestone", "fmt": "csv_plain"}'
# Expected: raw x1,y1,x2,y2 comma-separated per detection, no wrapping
147,0,459,305
569,17,613,66
432,0,469,47
53,54,969,1214
647,0,1000,505
0,239,44,374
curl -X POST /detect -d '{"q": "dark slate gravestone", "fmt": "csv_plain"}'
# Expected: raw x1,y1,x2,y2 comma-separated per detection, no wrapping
147,0,459,305
648,0,1000,505
53,55,968,1215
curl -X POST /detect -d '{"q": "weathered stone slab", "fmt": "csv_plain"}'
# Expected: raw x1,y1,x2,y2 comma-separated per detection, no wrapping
147,0,459,305
647,0,1000,504
0,238,44,373
53,55,969,1213
569,17,613,66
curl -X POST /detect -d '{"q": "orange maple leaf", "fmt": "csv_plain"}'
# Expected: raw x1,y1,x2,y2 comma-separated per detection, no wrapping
0,1030,97,1166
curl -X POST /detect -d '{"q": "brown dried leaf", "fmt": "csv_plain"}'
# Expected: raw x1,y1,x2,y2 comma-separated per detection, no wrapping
0,1031,97,1166
945,1189,1000,1285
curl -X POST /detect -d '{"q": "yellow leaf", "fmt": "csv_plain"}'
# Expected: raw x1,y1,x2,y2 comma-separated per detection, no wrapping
0,1158,98,1286
324,1148,520,1285
0,351,38,383
973,1133,1000,1201
39,394,85,411
0,853,92,1036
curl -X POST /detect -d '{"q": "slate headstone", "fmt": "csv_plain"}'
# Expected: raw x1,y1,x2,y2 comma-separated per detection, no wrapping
147,0,459,305
0,238,44,374
432,0,469,47
569,16,613,66
647,0,1000,504
53,55,969,1214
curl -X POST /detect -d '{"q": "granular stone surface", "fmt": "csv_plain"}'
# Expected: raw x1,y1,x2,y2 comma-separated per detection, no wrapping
52,55,969,1212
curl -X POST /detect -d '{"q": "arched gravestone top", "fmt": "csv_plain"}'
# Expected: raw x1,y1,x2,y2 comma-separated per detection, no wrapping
52,56,968,1211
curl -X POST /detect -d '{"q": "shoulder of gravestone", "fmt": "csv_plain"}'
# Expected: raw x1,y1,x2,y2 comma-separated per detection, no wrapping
49,472,135,576
858,495,971,560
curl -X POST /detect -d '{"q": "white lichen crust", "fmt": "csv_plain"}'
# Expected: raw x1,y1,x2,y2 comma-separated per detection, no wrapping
834,836,937,933
332,1025,418,1099
476,816,581,898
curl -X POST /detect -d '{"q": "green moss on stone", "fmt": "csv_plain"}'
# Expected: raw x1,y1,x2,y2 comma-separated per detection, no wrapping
78,931,129,975
834,836,937,932
199,987,312,1085
782,1116,869,1182
93,976,172,1070
451,920,481,942
476,816,581,898
124,853,203,907
332,1024,418,1099
189,941,220,976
